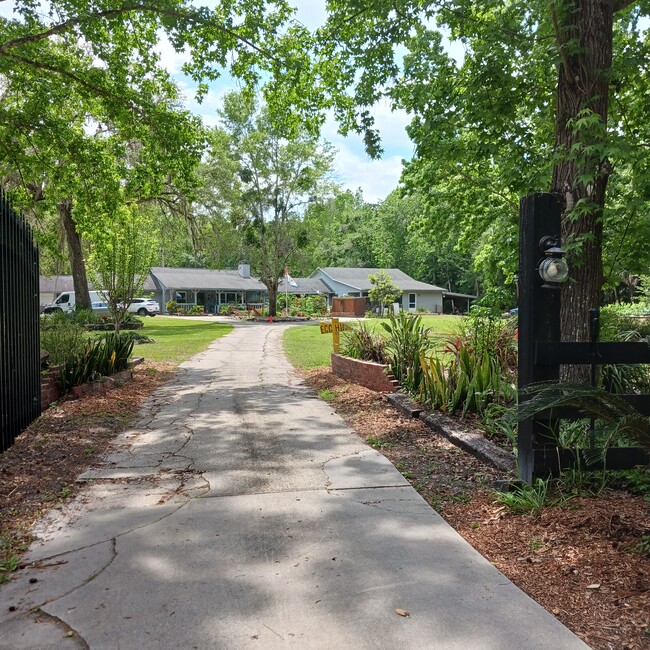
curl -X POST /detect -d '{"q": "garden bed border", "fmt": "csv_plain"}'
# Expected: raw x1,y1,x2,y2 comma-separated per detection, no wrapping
331,353,398,393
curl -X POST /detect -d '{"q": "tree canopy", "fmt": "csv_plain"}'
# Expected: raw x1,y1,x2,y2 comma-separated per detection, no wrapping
313,1,650,335
195,91,335,315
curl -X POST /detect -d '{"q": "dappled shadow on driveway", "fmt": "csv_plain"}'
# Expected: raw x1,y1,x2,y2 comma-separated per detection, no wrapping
5,322,586,649
42,486,584,649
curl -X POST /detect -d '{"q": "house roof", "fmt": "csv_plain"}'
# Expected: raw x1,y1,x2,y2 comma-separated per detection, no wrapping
40,275,158,294
277,278,333,295
444,291,478,300
40,275,75,294
149,267,266,291
313,268,446,292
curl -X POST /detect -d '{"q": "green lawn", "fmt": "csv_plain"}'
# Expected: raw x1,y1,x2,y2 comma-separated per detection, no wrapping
283,315,462,370
134,317,233,364
283,323,334,369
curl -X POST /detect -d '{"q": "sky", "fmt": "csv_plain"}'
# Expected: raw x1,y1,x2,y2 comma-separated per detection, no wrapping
154,1,417,203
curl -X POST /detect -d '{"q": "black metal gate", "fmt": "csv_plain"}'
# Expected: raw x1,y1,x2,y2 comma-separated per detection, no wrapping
1,190,40,453
517,193,650,483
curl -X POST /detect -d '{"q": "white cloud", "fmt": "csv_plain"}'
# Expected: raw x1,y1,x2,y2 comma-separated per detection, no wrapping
331,144,405,203
292,0,327,28
153,33,192,75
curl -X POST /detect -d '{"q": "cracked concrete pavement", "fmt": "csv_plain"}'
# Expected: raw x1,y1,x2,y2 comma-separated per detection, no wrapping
0,322,588,649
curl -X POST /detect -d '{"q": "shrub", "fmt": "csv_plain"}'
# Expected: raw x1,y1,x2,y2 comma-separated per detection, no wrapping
165,300,178,314
419,341,514,417
457,307,518,374
516,382,650,457
303,294,327,315
277,294,296,312
40,317,87,366
600,304,649,393
59,332,134,393
341,323,388,364
188,305,204,315
381,312,433,393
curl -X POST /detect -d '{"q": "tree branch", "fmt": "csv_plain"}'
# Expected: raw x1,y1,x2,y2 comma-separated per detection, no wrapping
613,0,637,12
0,51,144,115
550,3,573,82
0,4,277,61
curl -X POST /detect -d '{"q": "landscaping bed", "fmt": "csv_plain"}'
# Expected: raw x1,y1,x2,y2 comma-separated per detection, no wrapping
301,366,650,650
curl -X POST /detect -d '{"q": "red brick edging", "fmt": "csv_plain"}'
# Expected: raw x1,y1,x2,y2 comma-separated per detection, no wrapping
331,354,398,393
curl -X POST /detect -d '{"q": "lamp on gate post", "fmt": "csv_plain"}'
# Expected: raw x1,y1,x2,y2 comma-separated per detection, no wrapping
537,236,569,288
518,194,564,484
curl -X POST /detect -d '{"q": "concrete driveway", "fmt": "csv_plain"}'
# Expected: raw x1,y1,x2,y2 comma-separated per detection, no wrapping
0,322,587,649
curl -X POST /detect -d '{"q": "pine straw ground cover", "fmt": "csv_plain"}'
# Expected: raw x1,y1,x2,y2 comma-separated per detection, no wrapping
303,367,650,650
1,362,649,649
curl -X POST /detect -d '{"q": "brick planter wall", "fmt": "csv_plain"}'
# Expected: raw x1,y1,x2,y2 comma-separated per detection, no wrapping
40,367,134,410
41,367,62,410
331,354,397,393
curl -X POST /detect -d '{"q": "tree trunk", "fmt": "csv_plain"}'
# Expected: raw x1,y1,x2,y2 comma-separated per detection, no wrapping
550,1,613,380
58,199,92,311
267,283,278,317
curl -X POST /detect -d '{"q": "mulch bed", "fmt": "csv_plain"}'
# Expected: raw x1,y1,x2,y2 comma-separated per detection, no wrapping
0,363,175,562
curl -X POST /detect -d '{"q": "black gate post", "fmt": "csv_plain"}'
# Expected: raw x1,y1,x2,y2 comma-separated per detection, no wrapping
517,193,562,484
0,191,41,452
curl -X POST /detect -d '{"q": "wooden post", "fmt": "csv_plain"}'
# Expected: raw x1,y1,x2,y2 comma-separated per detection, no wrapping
332,317,341,353
518,193,562,484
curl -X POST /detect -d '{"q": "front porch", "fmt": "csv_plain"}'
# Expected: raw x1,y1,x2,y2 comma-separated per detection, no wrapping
168,289,265,314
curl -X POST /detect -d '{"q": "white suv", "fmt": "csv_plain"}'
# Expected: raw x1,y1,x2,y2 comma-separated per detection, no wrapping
124,298,160,317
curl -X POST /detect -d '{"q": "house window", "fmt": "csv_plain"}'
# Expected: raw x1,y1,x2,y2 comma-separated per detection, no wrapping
175,291,189,304
408,293,416,310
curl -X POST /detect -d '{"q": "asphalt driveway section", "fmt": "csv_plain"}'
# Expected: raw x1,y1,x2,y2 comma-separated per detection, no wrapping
0,322,588,649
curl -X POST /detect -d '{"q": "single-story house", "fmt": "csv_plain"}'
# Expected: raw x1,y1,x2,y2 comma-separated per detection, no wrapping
40,267,333,314
148,264,267,313
310,267,447,313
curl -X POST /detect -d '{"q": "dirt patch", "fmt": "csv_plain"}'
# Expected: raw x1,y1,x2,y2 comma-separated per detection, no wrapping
302,367,650,650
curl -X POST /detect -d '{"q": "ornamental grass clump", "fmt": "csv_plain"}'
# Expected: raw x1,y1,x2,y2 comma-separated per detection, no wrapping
59,332,134,393
340,322,388,364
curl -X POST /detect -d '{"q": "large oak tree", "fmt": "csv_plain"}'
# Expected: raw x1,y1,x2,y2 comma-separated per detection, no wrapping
0,1,308,308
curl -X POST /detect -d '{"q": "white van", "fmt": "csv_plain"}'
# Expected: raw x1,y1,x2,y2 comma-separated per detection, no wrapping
43,291,108,314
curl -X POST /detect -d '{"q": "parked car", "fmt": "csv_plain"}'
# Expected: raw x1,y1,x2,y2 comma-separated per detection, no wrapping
122,298,160,317
90,301,110,315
